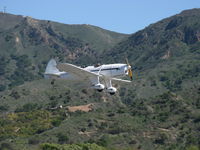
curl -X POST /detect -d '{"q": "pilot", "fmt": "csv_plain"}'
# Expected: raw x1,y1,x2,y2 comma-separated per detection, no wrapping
94,63,101,67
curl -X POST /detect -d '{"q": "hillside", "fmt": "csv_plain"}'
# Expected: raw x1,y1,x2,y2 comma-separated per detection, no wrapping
0,9,200,150
102,8,200,97
0,13,127,54
0,12,128,90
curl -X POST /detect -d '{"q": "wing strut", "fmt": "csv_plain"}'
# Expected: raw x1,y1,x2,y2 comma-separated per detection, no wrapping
97,65,103,83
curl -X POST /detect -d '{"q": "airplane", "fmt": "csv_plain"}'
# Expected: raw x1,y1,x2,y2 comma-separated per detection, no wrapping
44,59,133,95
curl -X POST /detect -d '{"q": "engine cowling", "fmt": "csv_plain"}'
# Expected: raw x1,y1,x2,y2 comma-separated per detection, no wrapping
106,87,117,95
93,83,105,92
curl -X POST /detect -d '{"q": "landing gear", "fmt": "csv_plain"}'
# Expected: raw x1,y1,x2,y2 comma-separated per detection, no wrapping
97,89,103,92
94,69,105,92
105,79,117,95
93,83,105,91
109,92,115,95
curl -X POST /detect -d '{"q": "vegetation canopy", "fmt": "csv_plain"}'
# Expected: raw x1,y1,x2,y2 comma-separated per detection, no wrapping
0,9,200,150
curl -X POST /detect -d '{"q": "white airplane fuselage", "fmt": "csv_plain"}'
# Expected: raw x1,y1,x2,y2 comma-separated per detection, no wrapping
84,64,129,77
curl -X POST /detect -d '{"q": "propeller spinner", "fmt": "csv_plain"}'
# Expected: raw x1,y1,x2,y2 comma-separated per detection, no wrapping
126,58,133,80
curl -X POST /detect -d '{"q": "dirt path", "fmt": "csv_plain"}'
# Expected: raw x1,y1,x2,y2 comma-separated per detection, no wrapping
67,103,93,112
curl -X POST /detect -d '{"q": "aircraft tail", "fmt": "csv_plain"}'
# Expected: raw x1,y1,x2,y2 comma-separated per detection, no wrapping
44,59,60,78
44,59,76,80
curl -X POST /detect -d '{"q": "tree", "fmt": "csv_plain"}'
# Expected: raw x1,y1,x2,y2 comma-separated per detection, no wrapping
57,133,69,144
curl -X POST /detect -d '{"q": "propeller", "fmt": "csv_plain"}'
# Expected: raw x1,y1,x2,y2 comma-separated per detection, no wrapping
125,58,133,80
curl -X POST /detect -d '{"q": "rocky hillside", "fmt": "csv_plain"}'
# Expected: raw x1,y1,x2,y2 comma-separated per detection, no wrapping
0,9,200,150
104,8,200,69
0,13,128,89
102,8,200,98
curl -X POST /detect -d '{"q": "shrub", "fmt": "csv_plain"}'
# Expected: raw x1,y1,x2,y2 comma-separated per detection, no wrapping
97,135,110,147
0,105,8,112
41,143,60,150
28,137,40,145
57,133,69,144
51,119,62,127
9,90,20,99
186,145,199,150
0,84,6,91
15,103,39,112
0,142,13,150
41,143,107,150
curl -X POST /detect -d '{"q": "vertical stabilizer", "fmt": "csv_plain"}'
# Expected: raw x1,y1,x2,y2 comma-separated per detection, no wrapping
45,59,60,74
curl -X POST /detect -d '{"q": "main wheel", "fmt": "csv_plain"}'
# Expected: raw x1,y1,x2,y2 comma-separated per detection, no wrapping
97,89,103,92
109,92,115,95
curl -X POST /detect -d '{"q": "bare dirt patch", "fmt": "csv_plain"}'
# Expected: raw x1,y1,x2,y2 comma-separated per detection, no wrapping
68,104,93,112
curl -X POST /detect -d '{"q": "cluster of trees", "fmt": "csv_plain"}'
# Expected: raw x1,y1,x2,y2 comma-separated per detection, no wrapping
0,109,65,140
0,56,9,76
0,54,38,91
0,56,9,91
8,54,36,87
159,60,200,91
41,143,107,150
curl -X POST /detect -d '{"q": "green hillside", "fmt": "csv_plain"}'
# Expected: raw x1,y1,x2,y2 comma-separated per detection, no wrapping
0,9,200,150
0,12,128,90
103,8,200,98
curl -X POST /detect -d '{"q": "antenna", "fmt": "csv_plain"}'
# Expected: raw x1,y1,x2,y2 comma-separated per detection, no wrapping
3,6,6,13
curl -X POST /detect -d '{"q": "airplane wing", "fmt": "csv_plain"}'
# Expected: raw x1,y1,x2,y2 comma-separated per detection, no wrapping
57,63,99,80
57,63,131,85
112,78,131,83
